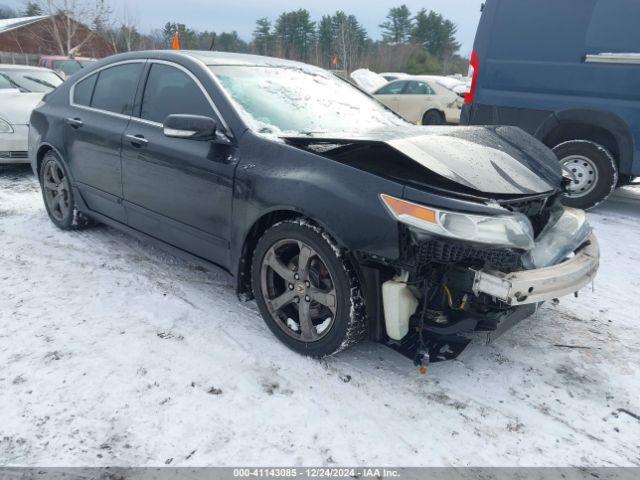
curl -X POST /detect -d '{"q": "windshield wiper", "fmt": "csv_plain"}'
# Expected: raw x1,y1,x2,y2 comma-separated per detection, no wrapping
0,74,30,92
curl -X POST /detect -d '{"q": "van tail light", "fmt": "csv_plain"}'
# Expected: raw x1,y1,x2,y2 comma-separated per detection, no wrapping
465,49,480,104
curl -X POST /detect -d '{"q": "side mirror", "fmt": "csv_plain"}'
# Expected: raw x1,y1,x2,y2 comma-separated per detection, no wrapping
163,114,217,141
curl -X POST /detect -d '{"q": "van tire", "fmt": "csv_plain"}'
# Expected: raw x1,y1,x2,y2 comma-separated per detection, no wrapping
553,140,618,210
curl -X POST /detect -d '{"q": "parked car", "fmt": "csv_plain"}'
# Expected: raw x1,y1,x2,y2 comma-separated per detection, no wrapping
0,65,63,164
38,55,96,80
29,51,599,363
349,68,388,93
373,76,462,125
379,72,410,82
462,0,640,209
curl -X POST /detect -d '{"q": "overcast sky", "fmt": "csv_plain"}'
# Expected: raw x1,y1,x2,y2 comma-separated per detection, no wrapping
2,0,483,55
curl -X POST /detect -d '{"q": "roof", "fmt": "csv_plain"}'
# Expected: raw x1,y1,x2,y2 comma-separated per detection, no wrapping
0,15,50,34
178,50,318,69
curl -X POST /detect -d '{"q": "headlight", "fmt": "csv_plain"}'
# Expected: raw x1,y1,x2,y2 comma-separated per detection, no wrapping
380,194,535,250
0,117,13,133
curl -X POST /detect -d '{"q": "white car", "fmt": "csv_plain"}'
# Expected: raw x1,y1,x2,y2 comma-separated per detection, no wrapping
373,76,463,125
0,65,63,164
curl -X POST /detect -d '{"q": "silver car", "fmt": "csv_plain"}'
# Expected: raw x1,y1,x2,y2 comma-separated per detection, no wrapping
0,65,63,164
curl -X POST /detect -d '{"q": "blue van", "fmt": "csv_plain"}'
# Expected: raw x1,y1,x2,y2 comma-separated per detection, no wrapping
461,0,639,209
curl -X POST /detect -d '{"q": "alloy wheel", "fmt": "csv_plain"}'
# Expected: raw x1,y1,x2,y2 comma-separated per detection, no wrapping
42,160,71,221
260,239,338,342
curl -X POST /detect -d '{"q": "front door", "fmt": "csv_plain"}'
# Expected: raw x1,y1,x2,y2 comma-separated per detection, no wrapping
121,62,237,269
64,61,144,223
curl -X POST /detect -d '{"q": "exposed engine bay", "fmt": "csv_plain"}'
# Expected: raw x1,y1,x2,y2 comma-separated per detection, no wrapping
283,126,600,367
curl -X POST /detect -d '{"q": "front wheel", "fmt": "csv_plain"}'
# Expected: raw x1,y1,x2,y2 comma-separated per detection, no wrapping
251,219,367,357
553,140,618,210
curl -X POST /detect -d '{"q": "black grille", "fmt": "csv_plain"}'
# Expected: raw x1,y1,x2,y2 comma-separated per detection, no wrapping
417,239,521,270
0,151,28,159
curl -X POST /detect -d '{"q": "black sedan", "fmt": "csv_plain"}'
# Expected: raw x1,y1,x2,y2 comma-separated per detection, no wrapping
28,51,599,363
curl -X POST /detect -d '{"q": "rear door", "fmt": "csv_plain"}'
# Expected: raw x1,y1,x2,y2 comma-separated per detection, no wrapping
374,81,406,113
121,61,237,269
399,80,438,124
65,61,145,222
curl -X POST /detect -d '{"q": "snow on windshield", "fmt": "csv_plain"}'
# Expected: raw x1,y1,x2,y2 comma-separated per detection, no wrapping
209,65,406,136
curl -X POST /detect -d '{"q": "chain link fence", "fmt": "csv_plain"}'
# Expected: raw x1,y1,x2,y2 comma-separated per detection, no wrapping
0,51,40,65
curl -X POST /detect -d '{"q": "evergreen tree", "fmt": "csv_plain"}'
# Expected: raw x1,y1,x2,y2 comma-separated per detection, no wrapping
23,1,43,16
274,9,316,61
252,17,273,56
379,5,413,44
411,9,460,59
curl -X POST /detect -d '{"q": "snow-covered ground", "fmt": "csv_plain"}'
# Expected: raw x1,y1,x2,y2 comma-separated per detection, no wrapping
1,164,638,467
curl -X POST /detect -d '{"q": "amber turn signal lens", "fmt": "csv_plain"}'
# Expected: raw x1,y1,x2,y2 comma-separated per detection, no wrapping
380,194,437,224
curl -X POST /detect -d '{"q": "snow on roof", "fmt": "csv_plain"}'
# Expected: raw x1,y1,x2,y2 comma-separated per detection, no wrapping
0,15,51,34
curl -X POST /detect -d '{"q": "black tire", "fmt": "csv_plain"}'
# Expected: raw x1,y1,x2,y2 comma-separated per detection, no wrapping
39,151,93,230
422,110,445,125
553,140,618,210
251,219,367,357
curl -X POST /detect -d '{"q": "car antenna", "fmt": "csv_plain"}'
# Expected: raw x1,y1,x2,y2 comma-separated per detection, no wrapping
209,33,216,51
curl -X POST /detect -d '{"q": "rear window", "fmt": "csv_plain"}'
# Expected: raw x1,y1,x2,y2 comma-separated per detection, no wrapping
73,74,97,106
91,63,142,115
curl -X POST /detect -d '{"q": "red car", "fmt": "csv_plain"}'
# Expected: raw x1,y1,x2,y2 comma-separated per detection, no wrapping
38,56,96,80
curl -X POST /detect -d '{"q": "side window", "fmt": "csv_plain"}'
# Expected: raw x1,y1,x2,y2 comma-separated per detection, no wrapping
586,0,640,52
91,63,143,115
375,81,406,95
140,64,214,124
405,81,434,95
73,73,97,106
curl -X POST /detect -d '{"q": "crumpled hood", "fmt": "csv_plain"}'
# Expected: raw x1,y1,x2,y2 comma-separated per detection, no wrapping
0,91,45,125
284,125,562,195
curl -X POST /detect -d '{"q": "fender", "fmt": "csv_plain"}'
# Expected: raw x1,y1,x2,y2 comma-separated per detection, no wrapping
535,108,635,174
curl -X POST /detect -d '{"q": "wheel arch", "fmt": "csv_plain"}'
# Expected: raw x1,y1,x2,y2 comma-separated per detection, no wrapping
537,109,634,175
235,208,350,301
35,143,68,177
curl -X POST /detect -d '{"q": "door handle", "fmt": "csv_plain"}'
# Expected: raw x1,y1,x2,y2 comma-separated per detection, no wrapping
126,134,148,147
65,117,83,129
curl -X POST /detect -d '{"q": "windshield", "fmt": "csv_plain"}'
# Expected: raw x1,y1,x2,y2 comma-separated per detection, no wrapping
53,59,87,76
209,65,406,135
0,69,63,93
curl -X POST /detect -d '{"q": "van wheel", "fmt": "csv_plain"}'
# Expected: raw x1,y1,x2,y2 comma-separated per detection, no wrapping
422,110,445,125
40,151,93,230
553,141,618,210
251,219,367,357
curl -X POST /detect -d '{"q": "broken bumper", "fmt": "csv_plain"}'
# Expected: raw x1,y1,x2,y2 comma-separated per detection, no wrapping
472,234,599,306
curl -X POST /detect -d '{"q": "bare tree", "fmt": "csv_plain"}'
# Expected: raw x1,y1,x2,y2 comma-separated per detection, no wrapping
31,0,112,55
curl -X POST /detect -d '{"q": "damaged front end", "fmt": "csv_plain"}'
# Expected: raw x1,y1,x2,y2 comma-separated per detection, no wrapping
380,193,599,366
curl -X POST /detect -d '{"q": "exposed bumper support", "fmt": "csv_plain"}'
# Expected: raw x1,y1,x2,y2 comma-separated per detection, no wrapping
472,234,599,305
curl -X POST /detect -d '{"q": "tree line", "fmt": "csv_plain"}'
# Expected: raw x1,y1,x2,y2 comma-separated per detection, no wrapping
0,1,468,75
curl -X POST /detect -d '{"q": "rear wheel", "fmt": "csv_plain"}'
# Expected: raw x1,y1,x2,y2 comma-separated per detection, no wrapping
422,110,445,125
251,220,367,357
40,152,93,230
553,140,618,210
